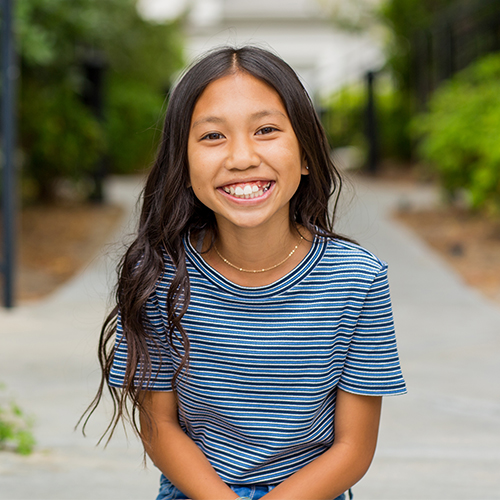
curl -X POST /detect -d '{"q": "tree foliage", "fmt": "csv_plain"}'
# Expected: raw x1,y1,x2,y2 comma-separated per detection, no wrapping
17,0,184,201
413,52,500,214
323,78,412,162
321,0,458,163
378,0,456,92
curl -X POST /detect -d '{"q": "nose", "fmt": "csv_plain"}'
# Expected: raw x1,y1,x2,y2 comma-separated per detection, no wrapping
225,135,261,171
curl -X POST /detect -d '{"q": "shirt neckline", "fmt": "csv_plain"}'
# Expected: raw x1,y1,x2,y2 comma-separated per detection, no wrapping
184,231,327,297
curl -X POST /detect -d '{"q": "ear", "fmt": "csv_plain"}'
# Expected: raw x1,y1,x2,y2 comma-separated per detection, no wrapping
301,156,309,175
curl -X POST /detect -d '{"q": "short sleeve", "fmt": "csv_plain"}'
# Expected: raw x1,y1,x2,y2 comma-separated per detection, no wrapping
108,292,174,391
338,264,406,396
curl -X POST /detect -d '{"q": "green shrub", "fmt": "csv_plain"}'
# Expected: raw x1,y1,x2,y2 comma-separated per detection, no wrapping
17,0,183,202
322,78,412,161
0,385,36,455
322,84,366,151
375,83,412,160
20,80,105,201
378,0,455,93
105,74,166,175
413,52,500,213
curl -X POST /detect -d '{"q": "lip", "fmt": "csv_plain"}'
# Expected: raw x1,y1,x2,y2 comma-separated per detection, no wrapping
217,180,275,205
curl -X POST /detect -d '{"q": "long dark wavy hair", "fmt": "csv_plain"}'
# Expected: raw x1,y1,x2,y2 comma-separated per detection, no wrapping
81,45,349,442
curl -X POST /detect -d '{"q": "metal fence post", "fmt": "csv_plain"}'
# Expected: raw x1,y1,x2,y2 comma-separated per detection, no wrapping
1,0,17,308
365,70,378,175
83,55,106,203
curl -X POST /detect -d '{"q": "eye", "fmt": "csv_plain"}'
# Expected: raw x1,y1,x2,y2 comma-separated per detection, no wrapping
201,132,224,141
256,126,278,135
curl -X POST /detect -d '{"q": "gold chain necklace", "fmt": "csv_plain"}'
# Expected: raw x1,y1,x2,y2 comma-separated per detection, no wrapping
213,235,304,273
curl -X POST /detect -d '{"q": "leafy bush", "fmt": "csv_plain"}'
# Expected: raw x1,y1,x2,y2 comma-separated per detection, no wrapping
322,78,412,161
20,80,105,200
104,69,166,175
376,84,412,160
378,0,455,92
413,52,500,213
17,0,183,201
0,384,36,455
322,84,366,151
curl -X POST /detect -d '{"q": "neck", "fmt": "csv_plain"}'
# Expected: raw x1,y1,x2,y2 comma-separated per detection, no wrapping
195,212,313,287
215,219,299,272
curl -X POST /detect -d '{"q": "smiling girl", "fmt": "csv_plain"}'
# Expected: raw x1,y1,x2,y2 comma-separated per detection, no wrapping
86,46,406,500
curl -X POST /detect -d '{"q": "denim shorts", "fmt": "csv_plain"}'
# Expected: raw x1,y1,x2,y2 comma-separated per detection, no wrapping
156,474,349,500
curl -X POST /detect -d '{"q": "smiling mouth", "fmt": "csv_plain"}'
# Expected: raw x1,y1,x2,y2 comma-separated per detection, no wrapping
221,181,272,199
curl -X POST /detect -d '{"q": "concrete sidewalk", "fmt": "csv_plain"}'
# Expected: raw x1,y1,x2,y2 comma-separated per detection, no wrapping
337,177,500,499
1,175,499,500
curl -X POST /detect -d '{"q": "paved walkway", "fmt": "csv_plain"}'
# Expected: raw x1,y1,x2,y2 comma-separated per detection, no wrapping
1,174,499,500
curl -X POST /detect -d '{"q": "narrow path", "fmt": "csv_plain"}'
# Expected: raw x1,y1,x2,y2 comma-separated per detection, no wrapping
0,175,159,500
342,178,500,500
1,175,499,499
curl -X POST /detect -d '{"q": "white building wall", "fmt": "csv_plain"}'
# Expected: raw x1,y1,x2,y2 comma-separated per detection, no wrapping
139,0,385,100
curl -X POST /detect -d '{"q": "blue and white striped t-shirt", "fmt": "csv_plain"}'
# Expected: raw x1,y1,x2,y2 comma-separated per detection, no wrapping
109,234,406,484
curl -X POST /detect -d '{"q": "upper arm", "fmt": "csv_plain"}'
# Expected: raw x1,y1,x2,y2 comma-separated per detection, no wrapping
139,390,179,437
334,389,382,465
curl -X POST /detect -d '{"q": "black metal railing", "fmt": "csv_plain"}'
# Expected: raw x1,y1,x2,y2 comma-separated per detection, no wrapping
413,0,500,108
1,0,17,308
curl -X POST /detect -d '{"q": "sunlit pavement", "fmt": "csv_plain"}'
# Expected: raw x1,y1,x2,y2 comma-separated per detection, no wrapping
339,176,500,500
1,174,499,499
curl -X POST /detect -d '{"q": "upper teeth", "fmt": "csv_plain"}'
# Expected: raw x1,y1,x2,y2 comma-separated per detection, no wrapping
223,182,271,198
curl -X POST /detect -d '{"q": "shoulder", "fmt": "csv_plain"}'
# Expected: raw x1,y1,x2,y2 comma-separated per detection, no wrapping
152,232,203,291
319,237,388,277
147,245,177,297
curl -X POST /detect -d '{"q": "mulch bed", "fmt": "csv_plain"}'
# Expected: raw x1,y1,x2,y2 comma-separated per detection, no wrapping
7,173,500,307
16,203,123,302
394,207,500,306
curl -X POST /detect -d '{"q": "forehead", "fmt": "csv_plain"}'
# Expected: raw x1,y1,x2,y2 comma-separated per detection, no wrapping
191,72,287,120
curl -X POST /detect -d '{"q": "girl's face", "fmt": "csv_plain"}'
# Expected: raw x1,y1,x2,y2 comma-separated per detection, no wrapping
187,72,308,232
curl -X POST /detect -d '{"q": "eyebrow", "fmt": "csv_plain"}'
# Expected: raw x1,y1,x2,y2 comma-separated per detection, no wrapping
191,109,287,129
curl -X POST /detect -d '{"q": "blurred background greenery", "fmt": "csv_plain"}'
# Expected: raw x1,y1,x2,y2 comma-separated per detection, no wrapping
11,0,500,215
17,0,183,203
413,53,500,214
322,0,500,215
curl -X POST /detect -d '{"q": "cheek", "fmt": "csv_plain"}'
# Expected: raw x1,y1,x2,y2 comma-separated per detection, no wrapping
186,150,203,186
280,137,302,165
186,137,204,179
188,152,223,195
266,139,301,166
284,146,305,176
187,156,212,205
